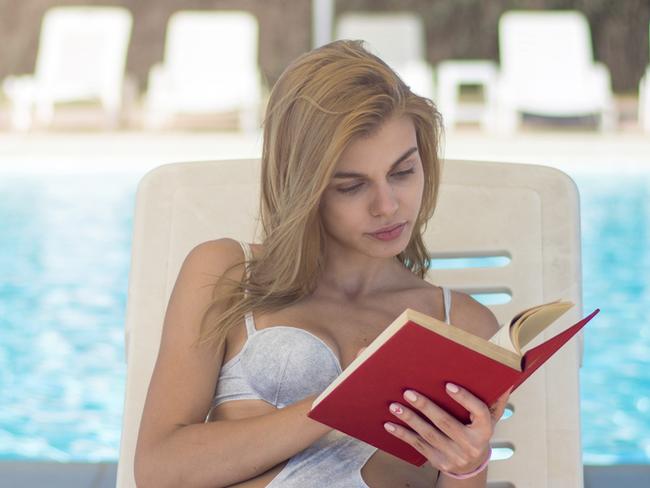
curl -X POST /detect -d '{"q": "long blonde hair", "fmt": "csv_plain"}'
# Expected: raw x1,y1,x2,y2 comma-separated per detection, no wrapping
197,39,443,353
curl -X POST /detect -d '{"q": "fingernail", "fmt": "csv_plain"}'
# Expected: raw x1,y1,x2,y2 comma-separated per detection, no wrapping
446,383,459,393
384,422,396,432
389,403,403,415
404,390,417,402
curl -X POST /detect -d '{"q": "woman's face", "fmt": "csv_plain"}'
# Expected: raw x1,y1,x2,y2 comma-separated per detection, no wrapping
320,114,426,258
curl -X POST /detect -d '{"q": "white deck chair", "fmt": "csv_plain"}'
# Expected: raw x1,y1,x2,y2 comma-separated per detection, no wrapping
1,6,132,131
639,23,650,133
494,10,615,133
144,10,263,132
335,12,435,100
116,159,585,487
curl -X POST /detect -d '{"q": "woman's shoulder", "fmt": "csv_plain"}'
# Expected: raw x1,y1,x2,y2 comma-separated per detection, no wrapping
447,289,500,340
182,238,248,279
187,237,243,258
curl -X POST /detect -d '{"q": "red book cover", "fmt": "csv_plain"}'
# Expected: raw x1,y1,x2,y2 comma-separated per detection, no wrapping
307,307,599,466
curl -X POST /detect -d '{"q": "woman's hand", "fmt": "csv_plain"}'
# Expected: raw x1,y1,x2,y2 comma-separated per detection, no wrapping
383,383,511,477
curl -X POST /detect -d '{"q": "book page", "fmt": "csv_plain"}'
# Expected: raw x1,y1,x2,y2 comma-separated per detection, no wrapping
488,323,518,354
515,301,574,351
488,300,573,355
486,303,546,354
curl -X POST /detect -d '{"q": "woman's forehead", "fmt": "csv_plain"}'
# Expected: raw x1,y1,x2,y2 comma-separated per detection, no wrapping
336,116,418,171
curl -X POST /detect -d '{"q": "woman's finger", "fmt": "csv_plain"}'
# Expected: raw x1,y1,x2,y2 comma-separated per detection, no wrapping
383,419,450,467
445,383,492,427
387,399,452,452
397,390,469,447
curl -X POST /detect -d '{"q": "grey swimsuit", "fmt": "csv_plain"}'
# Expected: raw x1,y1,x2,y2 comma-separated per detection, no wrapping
206,240,453,487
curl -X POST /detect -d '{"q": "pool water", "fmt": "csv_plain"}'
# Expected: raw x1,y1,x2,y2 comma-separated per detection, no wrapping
0,169,648,464
578,172,650,464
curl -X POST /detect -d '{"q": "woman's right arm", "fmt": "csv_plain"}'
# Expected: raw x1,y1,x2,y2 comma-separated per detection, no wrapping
133,239,331,488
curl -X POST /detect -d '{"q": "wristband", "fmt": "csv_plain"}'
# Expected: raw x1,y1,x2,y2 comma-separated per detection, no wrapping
442,447,491,480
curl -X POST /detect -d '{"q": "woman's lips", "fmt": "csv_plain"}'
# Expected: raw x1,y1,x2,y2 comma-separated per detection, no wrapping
368,222,406,241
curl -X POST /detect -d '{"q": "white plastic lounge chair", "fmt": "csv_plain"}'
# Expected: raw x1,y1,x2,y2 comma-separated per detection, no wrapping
1,6,132,131
143,10,263,132
494,10,615,133
639,23,650,133
335,12,435,100
116,159,585,487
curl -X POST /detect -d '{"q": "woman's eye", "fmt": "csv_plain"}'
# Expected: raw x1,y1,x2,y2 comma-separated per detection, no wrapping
392,168,415,178
337,168,415,194
338,183,363,194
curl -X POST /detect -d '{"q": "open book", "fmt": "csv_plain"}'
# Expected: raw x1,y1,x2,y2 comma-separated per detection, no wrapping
307,300,599,466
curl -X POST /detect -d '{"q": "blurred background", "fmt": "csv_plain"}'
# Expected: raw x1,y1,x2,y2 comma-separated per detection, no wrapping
0,0,649,486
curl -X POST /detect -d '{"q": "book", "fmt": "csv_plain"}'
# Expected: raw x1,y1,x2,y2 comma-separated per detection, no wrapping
307,300,600,466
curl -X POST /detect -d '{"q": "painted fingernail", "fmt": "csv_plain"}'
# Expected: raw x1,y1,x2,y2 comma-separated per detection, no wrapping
404,390,417,402
446,383,459,393
389,403,403,415
384,422,396,432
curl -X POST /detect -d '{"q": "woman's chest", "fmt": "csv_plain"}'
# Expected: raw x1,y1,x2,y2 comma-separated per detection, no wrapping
247,287,443,370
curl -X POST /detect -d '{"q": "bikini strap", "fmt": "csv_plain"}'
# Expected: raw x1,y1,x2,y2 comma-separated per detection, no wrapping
442,286,452,325
237,240,257,337
238,239,253,263
244,311,257,336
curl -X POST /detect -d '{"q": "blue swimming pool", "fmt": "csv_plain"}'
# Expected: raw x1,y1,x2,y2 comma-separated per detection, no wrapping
0,168,648,464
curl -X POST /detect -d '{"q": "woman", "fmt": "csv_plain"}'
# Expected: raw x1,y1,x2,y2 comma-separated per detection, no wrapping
134,39,509,488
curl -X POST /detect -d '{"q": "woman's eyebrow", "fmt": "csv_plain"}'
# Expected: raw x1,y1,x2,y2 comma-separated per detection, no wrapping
333,146,417,179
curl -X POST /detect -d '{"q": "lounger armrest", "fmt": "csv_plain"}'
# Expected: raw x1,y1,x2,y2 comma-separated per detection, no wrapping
591,62,613,100
2,75,37,104
2,75,39,130
640,65,650,88
398,59,435,98
146,63,172,102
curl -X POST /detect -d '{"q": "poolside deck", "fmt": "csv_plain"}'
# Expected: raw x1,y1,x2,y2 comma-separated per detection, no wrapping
0,127,649,176
0,462,648,487
0,461,116,488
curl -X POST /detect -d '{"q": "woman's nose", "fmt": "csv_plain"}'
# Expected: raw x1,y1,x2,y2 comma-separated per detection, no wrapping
370,183,399,217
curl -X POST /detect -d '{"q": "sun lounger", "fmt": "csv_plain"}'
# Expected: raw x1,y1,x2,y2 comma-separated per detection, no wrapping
335,12,435,100
116,159,585,487
143,10,263,132
1,6,132,130
494,10,615,133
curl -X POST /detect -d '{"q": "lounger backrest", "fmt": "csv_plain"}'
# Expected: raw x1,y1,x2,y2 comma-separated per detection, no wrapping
334,13,435,99
116,159,584,487
499,10,593,92
35,6,132,102
160,10,260,108
336,12,426,69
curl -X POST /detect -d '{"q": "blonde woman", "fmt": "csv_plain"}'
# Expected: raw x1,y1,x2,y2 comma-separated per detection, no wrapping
134,39,510,488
